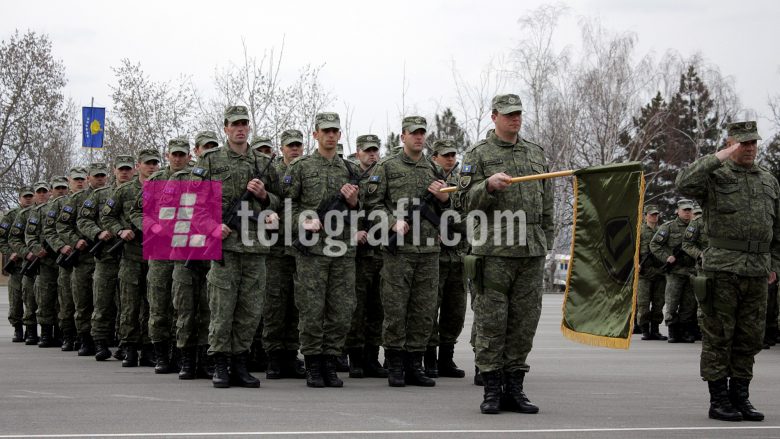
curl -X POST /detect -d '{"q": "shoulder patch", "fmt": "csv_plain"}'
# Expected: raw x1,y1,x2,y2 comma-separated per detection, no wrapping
46,210,57,218
0,222,10,230
82,199,94,208
28,217,38,225
63,205,74,213
686,226,697,233
192,167,206,177
106,199,116,208
461,165,475,175
283,175,293,185
369,175,381,183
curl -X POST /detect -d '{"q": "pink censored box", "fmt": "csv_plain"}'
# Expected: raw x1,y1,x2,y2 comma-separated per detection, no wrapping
142,180,222,261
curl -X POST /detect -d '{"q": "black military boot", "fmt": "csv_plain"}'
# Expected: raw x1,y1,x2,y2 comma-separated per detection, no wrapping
304,355,325,388
681,322,696,343
94,339,111,361
667,323,681,343
196,345,214,379
212,353,230,388
170,345,181,373
24,324,39,345
38,324,57,348
386,349,405,387
266,350,284,380
363,345,389,378
153,341,172,374
480,370,503,414
404,351,436,387
729,378,764,421
78,333,96,356
139,343,156,367
178,346,196,380
707,378,742,421
651,323,668,341
122,344,138,367
335,353,349,372
52,324,62,347
61,329,76,351
423,346,438,378
112,345,125,361
640,323,656,340
501,370,539,413
229,351,261,387
438,344,465,378
286,350,307,379
323,355,344,387
12,323,24,342
474,366,484,386
248,342,267,372
348,347,364,378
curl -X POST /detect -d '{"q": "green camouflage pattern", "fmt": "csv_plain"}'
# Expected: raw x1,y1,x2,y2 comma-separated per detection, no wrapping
346,254,383,349
262,254,299,352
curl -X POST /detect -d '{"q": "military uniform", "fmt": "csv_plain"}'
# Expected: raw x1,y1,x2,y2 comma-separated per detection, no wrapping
283,113,357,388
9,201,39,344
649,200,697,343
1,186,33,342
676,120,776,421
637,204,666,340
460,94,552,414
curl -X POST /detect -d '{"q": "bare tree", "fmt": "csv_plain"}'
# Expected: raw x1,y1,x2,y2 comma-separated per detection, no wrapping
451,57,507,144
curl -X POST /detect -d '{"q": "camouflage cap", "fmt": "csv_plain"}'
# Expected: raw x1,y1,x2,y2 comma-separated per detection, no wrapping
315,112,341,130
69,166,88,179
50,175,69,189
195,130,220,148
677,198,694,210
357,134,380,151
224,105,250,123
402,116,427,133
137,148,161,164
692,201,703,215
250,136,273,150
432,139,457,155
33,181,50,192
88,162,109,176
643,204,660,215
168,137,191,154
18,185,34,197
727,121,761,143
492,94,523,115
115,155,134,170
281,129,304,146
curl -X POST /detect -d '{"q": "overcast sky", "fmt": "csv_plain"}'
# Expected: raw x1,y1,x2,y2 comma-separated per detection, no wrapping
4,0,779,153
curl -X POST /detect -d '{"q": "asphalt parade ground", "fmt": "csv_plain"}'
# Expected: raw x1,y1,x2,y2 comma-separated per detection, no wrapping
1,288,778,439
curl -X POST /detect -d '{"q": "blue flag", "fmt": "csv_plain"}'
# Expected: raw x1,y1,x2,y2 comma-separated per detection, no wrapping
82,107,106,148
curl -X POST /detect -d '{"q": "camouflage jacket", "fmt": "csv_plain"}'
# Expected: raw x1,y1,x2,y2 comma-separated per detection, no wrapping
25,202,56,264
77,184,123,262
54,187,96,251
8,205,35,256
0,206,22,255
459,132,554,257
639,221,664,278
676,155,780,276
101,177,144,261
682,216,708,271
649,217,696,275
440,166,468,263
43,194,71,253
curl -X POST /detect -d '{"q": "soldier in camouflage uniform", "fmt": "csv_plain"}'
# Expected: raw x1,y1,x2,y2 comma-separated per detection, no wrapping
283,113,359,388
637,204,667,341
8,183,47,344
344,134,388,379
129,138,191,374
250,135,274,157
78,156,136,361
101,149,161,367
55,163,107,355
364,116,449,388
459,94,553,414
43,168,87,351
263,129,306,380
650,199,697,343
425,139,468,378
1,186,34,342
25,180,58,347
676,121,777,422
192,106,280,389
170,131,218,379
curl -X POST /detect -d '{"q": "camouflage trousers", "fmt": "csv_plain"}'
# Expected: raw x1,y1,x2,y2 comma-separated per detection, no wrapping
346,254,383,349
147,260,175,343
57,266,75,334
172,261,210,349
699,272,767,381
71,256,95,335
90,258,120,342
118,256,149,346
637,274,666,326
262,254,299,352
664,272,697,326
766,282,778,335
207,251,265,355
428,259,467,347
474,256,544,374
294,253,356,356
34,260,58,326
380,252,438,353
22,274,37,326
7,272,23,326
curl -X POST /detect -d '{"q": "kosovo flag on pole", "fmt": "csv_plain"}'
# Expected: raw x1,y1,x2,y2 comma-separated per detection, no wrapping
82,107,106,148
561,162,644,349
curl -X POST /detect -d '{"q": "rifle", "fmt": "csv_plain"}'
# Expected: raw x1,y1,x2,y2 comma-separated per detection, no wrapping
660,244,690,273
3,257,17,273
385,161,458,255
184,153,276,269
291,161,376,256
638,251,660,275
88,239,107,257
56,240,94,269
21,240,54,277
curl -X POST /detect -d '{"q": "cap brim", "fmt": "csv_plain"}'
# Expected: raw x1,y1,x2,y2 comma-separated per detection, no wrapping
359,142,380,151
169,147,190,154
71,173,88,179
115,163,134,169
734,133,762,143
437,147,457,155
405,124,426,133
34,186,49,191
20,191,34,197
497,105,523,115
318,122,340,130
196,140,219,148
226,115,250,123
140,155,160,164
679,205,693,210
53,184,68,189
283,138,304,146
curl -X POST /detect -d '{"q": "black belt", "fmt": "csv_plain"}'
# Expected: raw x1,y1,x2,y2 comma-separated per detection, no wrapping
709,238,770,254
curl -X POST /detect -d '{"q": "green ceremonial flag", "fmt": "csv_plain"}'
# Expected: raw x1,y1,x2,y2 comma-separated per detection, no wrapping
561,162,644,349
